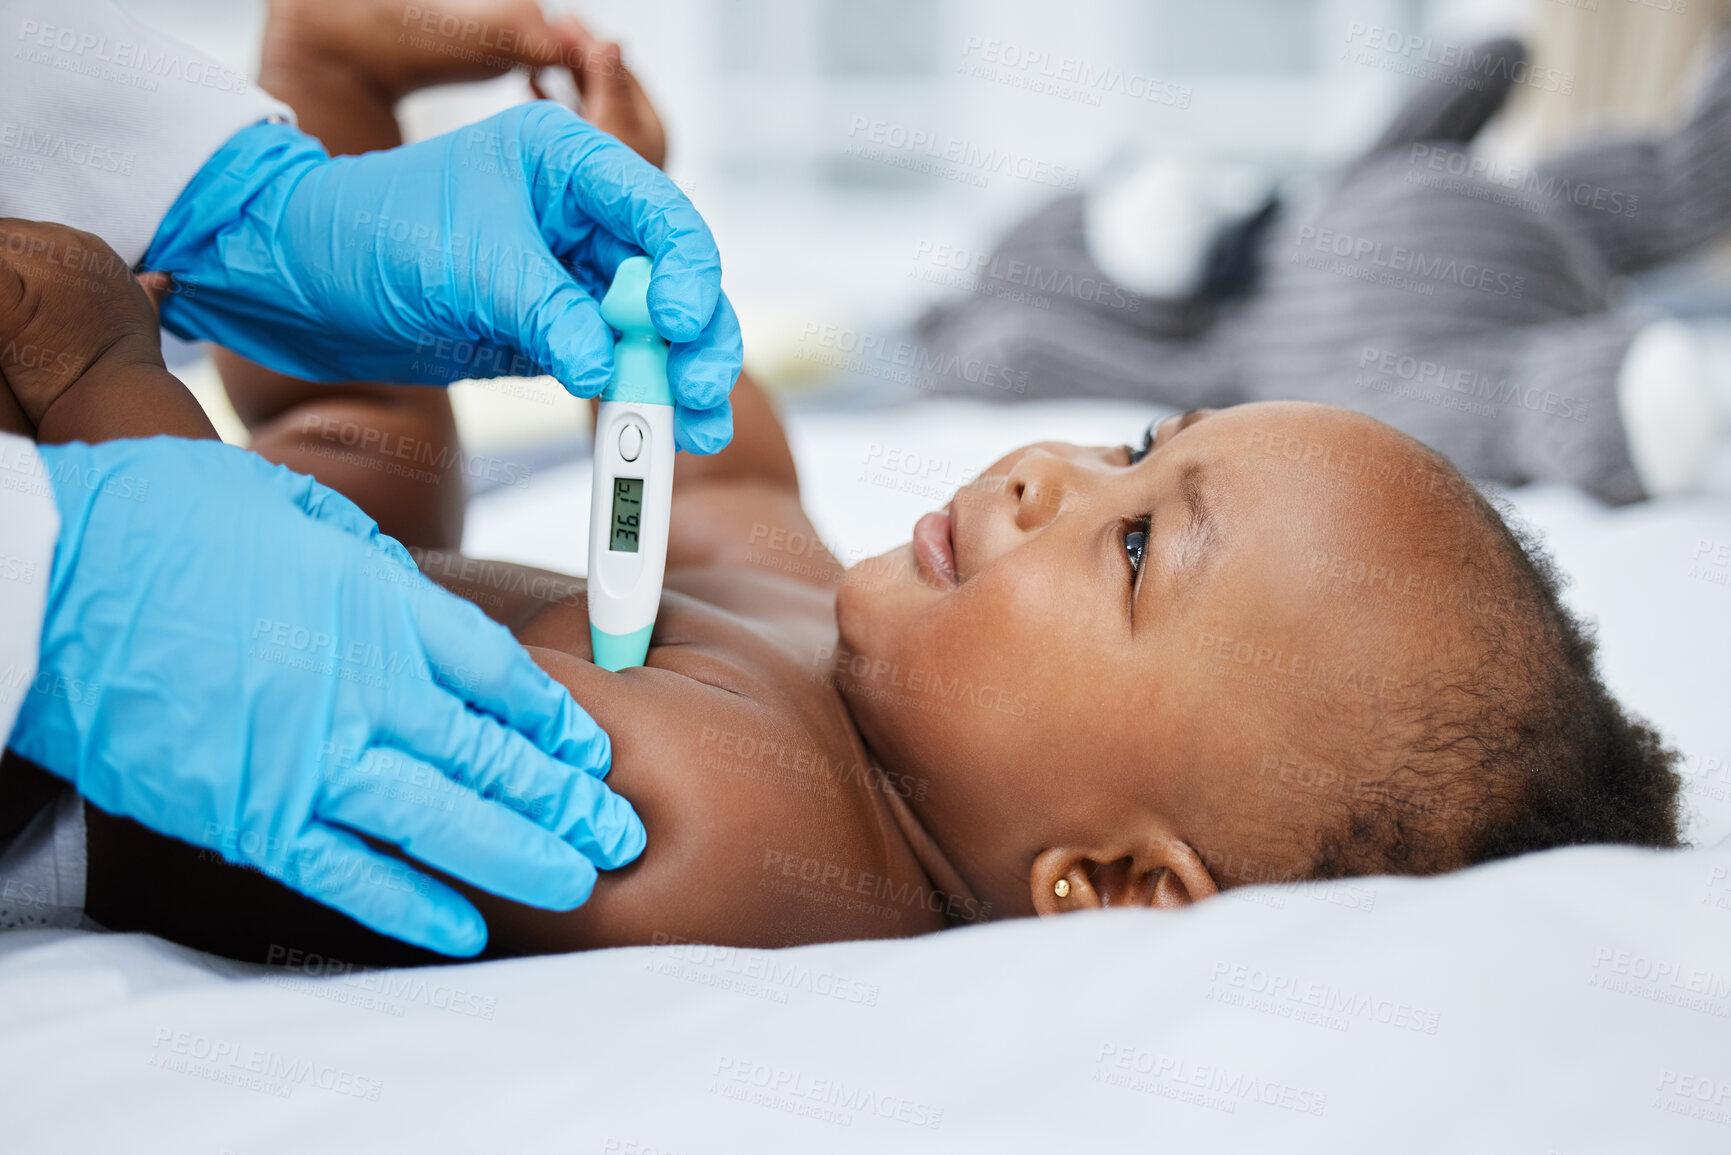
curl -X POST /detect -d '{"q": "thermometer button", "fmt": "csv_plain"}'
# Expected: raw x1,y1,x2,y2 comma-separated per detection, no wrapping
617,422,645,462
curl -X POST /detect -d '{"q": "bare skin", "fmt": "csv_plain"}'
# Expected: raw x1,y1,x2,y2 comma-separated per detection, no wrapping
0,9,1504,967
209,0,667,549
0,209,1492,967
0,216,960,965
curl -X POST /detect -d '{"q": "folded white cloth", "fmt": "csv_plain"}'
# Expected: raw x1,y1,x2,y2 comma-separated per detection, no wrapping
0,790,86,931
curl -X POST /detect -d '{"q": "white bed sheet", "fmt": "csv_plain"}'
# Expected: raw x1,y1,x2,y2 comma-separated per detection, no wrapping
1,839,1728,1152
4,398,1731,1151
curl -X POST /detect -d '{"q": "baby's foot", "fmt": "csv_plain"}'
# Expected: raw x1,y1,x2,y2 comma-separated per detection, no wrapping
261,0,573,106
531,13,667,169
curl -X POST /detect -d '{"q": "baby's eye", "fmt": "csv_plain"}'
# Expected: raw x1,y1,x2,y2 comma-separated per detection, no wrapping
1123,517,1151,578
1124,423,1156,465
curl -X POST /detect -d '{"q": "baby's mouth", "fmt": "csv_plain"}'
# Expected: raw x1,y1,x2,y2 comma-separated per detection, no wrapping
912,505,960,590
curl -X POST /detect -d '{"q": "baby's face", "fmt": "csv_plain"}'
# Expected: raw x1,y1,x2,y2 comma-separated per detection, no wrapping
836,402,1472,914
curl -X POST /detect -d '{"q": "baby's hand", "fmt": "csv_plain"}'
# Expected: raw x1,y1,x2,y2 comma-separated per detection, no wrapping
0,220,166,427
0,220,214,444
530,13,668,169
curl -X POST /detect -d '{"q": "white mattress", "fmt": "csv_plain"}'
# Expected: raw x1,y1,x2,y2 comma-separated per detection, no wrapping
4,398,1730,1151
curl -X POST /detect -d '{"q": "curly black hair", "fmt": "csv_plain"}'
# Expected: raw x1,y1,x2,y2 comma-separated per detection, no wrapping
1305,481,1684,880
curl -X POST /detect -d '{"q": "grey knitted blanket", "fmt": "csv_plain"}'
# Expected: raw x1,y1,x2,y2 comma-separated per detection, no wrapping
913,36,1731,504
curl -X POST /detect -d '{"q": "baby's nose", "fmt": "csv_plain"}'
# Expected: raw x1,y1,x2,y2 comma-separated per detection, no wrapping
1009,448,1073,531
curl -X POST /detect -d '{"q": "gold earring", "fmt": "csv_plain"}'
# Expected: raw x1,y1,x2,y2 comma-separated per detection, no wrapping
1053,879,1071,898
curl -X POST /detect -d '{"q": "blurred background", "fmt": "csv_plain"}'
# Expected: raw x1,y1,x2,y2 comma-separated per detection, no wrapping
126,0,1731,414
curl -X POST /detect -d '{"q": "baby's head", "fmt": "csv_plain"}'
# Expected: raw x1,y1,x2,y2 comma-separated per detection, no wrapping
835,402,1682,918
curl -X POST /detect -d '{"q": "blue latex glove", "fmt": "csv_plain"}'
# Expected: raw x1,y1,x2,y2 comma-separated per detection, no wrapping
141,106,740,455
8,437,645,956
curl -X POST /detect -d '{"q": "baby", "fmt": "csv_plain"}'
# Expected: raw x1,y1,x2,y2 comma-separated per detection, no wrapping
0,210,1683,965
0,8,1685,966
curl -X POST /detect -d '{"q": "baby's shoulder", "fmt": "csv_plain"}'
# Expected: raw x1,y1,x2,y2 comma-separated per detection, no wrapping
492,583,947,951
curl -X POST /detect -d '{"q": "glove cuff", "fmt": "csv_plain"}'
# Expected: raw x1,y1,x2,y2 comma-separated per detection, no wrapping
140,120,330,345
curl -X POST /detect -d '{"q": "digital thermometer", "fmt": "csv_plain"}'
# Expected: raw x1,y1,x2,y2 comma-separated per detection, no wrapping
588,256,674,671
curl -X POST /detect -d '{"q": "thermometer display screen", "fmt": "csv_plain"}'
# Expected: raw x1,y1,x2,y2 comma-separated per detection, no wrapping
609,476,644,552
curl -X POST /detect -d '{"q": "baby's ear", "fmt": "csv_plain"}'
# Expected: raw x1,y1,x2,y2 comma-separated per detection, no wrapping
1029,838,1218,916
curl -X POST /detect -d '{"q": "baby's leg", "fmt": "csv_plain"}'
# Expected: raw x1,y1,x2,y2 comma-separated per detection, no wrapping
1535,34,1731,276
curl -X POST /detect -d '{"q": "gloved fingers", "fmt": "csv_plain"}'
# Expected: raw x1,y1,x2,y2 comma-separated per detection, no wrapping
404,583,615,775
665,290,743,418
578,228,644,300
319,747,613,910
248,451,420,571
380,675,644,868
674,399,734,457
287,824,488,957
553,127,721,342
512,268,616,398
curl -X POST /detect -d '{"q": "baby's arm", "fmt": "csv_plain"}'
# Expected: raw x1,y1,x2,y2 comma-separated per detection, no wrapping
0,219,217,445
661,370,837,577
212,6,464,547
216,4,676,548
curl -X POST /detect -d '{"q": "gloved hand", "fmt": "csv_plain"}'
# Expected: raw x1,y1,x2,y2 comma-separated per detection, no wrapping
141,106,741,454
8,436,645,956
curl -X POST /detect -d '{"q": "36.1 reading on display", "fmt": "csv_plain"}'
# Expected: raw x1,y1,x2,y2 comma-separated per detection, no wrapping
610,476,644,552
